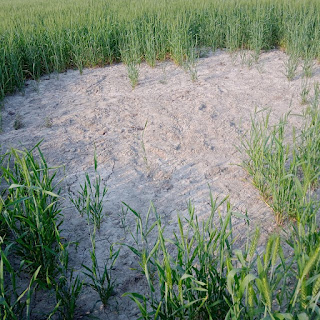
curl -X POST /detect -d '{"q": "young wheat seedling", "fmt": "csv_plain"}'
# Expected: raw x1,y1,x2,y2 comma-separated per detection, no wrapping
127,62,139,89
44,116,53,128
302,55,315,78
284,54,299,81
141,120,150,172
70,150,107,230
159,64,168,84
54,248,83,320
300,79,310,105
118,205,129,238
82,230,120,307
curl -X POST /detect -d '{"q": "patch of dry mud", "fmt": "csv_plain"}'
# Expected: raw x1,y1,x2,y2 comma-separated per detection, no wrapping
1,50,320,319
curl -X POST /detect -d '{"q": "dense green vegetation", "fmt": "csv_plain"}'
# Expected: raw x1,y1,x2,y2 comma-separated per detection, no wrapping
1,0,320,99
240,85,320,225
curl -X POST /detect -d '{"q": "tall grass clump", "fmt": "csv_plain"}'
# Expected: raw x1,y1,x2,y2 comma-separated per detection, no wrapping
0,144,85,318
123,195,320,319
123,196,236,319
0,143,63,282
239,110,299,223
240,88,320,223
226,211,320,319
1,0,320,98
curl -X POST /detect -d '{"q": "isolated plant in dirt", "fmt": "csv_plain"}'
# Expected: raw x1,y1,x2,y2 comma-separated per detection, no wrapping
0,144,63,281
13,113,23,130
283,54,299,81
300,80,310,105
127,62,139,89
82,228,120,308
182,46,199,82
70,150,107,230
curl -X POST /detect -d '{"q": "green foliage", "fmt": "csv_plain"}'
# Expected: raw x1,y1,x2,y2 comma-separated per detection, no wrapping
0,144,83,319
300,80,310,105
284,54,299,81
53,249,83,320
123,197,235,319
225,205,320,319
13,114,23,130
127,63,139,89
1,0,320,99
0,144,63,281
70,150,107,230
123,197,320,319
0,238,40,320
240,97,320,223
82,231,119,307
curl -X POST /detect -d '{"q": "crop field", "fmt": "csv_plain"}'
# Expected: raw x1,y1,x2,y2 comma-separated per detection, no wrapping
1,0,320,319
1,0,320,99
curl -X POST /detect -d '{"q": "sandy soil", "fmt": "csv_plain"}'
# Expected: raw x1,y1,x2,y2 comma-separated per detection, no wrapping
1,49,320,319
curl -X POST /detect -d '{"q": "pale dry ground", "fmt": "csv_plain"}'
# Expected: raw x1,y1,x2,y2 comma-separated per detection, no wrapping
1,50,320,319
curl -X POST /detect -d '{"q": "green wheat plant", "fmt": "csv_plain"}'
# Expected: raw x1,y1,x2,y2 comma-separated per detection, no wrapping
312,82,320,108
284,54,299,81
1,0,320,100
297,88,320,191
141,120,150,172
13,113,23,130
0,144,63,281
127,63,139,89
52,248,83,320
70,150,107,230
302,47,315,78
183,45,198,82
82,231,120,307
118,205,129,237
122,195,320,319
120,201,158,280
300,80,310,105
232,207,320,318
302,58,315,79
0,237,41,320
239,107,320,223
236,100,320,316
123,196,238,319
